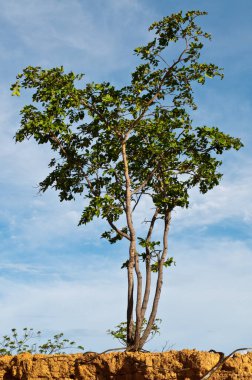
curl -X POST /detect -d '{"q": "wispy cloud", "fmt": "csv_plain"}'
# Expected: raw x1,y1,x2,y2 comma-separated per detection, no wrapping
0,266,127,351
172,172,252,232
0,234,251,352
0,0,152,77
159,235,252,352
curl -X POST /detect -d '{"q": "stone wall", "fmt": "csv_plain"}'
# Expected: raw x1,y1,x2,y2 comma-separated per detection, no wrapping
0,349,251,379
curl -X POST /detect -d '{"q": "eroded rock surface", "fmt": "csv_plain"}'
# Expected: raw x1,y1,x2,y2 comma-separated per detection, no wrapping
0,350,251,379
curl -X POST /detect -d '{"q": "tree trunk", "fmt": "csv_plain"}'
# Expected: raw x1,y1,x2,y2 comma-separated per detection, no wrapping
127,242,135,346
141,209,159,321
121,139,137,348
138,210,171,349
133,248,143,350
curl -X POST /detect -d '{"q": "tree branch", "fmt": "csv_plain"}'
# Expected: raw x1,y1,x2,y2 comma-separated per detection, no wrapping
141,208,159,321
132,191,144,213
107,219,131,241
48,132,94,191
131,166,157,196
131,42,189,130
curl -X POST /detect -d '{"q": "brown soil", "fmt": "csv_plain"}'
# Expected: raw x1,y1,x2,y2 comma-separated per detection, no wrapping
0,350,251,379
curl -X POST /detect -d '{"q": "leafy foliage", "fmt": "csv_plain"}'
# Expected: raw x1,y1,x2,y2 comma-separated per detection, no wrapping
11,11,242,227
0,328,84,355
107,319,162,346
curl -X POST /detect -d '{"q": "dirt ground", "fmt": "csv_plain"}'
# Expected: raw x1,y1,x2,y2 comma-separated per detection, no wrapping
0,349,251,379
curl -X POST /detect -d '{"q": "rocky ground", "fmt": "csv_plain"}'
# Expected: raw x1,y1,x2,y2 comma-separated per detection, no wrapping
0,349,251,379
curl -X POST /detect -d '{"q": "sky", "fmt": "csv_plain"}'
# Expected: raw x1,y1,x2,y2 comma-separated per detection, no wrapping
0,0,251,354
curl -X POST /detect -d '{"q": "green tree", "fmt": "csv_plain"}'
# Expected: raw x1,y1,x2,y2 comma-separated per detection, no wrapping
11,10,242,351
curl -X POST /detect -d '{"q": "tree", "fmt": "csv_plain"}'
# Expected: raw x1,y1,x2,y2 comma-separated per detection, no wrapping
11,10,243,351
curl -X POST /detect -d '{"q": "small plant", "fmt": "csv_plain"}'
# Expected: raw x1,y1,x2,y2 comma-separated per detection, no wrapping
107,318,161,347
37,332,84,354
0,328,85,355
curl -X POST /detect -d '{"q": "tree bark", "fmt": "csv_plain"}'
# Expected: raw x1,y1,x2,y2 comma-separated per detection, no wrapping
133,209,159,350
133,249,143,350
139,209,171,349
121,139,136,347
141,209,159,321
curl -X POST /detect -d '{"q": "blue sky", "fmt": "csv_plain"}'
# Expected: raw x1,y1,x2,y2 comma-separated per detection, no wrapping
0,0,251,353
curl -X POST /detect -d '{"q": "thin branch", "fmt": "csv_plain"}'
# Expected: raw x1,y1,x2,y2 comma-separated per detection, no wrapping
157,54,170,66
131,166,157,196
132,191,143,213
107,219,131,241
48,133,68,156
80,97,122,140
130,42,189,131
48,132,94,191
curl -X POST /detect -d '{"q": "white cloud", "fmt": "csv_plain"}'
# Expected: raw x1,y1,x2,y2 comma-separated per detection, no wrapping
0,234,251,353
172,163,252,232
157,235,252,352
0,266,127,351
0,263,42,273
